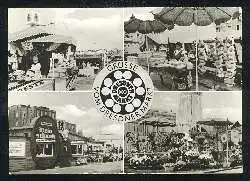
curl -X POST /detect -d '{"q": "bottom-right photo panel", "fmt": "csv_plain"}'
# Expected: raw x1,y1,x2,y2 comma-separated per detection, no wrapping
124,91,242,174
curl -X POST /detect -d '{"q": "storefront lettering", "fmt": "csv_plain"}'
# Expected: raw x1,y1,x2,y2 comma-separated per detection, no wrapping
36,133,55,139
36,126,55,140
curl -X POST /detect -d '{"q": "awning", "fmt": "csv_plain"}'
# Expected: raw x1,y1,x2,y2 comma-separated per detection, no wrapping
8,26,53,42
29,34,77,46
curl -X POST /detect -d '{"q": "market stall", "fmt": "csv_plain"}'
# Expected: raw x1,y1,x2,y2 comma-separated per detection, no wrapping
8,42,56,91
124,15,195,91
8,26,77,91
152,7,241,91
75,50,106,76
197,38,242,91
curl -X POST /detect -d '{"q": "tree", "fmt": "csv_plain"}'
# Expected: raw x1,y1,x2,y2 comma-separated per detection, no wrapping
77,130,83,137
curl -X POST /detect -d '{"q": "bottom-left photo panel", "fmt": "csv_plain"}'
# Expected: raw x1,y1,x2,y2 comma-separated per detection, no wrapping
8,91,124,174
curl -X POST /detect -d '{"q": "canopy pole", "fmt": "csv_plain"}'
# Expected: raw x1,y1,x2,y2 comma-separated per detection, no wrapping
145,21,150,75
195,10,199,91
52,57,55,79
226,124,229,166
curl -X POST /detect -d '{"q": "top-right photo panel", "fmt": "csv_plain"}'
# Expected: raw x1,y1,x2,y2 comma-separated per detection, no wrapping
124,7,242,91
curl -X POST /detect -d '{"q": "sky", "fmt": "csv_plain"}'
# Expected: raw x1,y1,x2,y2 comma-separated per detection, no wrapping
124,7,217,42
8,8,123,50
8,8,241,50
9,91,242,133
151,92,242,123
8,91,123,139
124,7,242,43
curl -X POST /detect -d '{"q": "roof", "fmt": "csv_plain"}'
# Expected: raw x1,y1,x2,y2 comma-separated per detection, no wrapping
69,132,91,142
197,118,233,126
138,109,176,127
147,34,169,45
94,133,122,141
230,121,242,130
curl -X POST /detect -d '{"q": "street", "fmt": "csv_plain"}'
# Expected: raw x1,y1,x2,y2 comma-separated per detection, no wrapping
206,166,243,174
124,166,243,174
12,161,123,174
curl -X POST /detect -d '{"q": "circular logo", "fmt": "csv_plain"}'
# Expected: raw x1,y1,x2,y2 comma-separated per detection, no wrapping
92,61,154,122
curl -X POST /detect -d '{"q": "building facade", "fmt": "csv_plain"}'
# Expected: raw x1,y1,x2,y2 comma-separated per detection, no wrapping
176,92,202,134
216,13,242,39
9,105,56,128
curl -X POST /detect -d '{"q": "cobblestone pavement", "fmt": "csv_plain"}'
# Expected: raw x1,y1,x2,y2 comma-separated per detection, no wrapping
12,161,123,174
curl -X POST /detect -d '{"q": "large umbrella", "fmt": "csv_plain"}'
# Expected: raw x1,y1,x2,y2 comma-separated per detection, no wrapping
124,14,174,73
152,7,240,90
124,14,174,34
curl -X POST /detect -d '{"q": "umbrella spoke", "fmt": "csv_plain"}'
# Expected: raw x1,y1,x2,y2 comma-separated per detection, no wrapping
173,7,188,25
156,7,176,22
204,8,215,23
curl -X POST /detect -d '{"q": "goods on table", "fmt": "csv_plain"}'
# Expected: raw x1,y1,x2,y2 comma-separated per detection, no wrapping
223,38,237,88
215,39,225,78
197,40,207,75
8,80,44,91
9,70,25,81
197,37,241,90
127,153,164,169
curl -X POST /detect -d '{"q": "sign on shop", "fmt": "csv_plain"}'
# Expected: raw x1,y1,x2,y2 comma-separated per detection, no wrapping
9,141,25,157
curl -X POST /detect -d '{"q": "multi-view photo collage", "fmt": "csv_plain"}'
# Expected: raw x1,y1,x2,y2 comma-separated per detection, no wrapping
8,7,242,174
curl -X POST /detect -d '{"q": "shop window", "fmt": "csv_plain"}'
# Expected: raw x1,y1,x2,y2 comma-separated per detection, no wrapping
71,144,83,155
36,143,53,157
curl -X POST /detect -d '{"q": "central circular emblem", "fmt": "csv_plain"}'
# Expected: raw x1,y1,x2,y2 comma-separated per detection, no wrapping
92,61,154,122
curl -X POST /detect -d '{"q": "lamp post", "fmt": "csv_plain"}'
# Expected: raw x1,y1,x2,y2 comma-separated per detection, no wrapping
226,124,229,166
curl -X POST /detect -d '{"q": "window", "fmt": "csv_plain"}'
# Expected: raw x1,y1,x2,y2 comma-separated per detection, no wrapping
71,144,83,155
24,133,28,138
16,112,19,118
237,25,240,30
71,145,77,154
36,143,53,157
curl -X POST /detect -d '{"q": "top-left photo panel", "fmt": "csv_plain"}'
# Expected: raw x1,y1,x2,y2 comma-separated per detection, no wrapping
8,8,123,91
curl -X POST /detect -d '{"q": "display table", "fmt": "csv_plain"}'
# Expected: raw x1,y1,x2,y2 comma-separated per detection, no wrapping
8,78,55,91
140,62,192,91
198,65,242,91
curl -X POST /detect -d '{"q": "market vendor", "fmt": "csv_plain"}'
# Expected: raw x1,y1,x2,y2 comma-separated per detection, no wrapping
26,51,42,80
171,42,193,90
173,42,185,61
